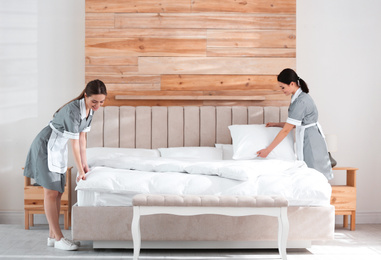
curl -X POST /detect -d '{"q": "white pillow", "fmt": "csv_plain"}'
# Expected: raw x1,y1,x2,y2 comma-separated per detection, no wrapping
228,124,295,161
158,147,223,160
215,144,234,160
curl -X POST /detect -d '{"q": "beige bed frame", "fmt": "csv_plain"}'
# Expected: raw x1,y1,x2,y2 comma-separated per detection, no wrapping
72,106,334,249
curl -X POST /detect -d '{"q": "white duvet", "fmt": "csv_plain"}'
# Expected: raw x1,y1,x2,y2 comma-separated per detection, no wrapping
76,155,332,207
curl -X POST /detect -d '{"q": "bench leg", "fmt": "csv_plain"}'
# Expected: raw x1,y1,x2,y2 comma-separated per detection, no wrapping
131,206,141,260
278,207,289,260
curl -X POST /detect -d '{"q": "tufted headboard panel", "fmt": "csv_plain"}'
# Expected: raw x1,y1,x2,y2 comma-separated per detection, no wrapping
87,106,288,149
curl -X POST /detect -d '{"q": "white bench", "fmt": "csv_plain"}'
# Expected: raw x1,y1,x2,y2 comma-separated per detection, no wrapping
131,194,289,260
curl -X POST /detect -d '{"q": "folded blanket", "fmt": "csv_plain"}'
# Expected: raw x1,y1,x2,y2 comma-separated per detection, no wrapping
88,155,307,181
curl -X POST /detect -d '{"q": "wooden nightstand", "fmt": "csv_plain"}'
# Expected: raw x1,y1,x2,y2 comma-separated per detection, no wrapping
24,167,72,230
330,167,358,231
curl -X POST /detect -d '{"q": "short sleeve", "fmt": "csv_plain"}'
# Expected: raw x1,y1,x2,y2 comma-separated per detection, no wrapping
82,126,91,133
50,102,81,139
286,98,306,126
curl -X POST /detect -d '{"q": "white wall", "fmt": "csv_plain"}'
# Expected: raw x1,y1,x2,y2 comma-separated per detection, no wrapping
0,0,85,224
1,0,380,225
297,0,381,223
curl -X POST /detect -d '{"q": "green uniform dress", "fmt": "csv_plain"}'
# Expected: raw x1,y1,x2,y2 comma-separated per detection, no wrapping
287,88,333,180
23,98,93,193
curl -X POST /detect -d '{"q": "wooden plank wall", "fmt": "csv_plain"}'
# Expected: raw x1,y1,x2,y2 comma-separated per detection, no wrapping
85,0,296,107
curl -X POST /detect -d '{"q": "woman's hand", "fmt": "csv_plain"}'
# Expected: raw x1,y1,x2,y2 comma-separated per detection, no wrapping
76,171,86,182
257,148,271,158
83,164,90,174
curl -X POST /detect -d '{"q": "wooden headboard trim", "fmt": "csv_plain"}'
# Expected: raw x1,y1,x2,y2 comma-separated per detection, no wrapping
114,95,266,101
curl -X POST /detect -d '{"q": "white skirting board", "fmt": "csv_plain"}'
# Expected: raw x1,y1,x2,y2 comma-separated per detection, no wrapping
93,240,312,249
0,211,63,225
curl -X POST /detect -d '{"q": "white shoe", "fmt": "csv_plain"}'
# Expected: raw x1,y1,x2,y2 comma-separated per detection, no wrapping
48,237,80,247
54,237,78,251
47,237,55,247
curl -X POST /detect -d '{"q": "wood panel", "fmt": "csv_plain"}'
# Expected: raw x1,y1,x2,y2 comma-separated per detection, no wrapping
86,75,160,84
86,0,295,14
192,0,295,14
86,13,115,29
86,38,206,57
206,47,295,57
161,75,278,91
207,30,295,48
85,65,138,75
86,0,192,13
86,28,206,39
86,56,137,66
138,57,294,75
85,0,296,107
115,13,296,30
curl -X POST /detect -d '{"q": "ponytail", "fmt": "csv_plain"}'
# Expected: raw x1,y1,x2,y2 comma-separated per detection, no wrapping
277,68,309,93
54,79,107,116
298,78,309,93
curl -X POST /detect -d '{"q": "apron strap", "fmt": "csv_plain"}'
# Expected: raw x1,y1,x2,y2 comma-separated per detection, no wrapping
296,122,325,161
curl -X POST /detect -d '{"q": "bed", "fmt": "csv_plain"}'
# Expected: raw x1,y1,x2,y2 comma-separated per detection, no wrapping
72,105,334,249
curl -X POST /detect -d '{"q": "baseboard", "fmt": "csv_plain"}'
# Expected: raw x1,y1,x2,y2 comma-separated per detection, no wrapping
2,211,381,225
354,212,381,224
0,211,24,225
335,212,381,224
0,211,64,226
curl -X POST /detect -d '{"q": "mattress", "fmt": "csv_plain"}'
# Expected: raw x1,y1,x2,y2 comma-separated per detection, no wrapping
76,155,332,207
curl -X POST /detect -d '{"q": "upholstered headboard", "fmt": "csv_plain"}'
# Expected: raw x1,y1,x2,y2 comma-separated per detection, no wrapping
87,106,288,149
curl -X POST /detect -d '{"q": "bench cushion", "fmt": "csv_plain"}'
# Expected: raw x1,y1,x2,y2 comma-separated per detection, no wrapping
133,194,288,207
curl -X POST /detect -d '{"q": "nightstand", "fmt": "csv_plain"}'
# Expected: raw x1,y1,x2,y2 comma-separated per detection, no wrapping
24,167,72,230
330,167,358,231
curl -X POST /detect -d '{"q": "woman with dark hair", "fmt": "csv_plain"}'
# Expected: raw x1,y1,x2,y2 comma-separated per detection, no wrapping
23,79,107,250
257,68,332,180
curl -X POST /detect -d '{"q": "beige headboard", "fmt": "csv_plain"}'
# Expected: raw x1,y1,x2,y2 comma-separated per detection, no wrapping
87,106,288,149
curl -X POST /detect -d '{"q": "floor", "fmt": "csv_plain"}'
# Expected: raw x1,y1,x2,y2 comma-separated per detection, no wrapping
0,224,380,260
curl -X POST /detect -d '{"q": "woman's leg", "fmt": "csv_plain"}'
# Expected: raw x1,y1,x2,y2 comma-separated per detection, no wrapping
56,192,63,221
44,188,63,241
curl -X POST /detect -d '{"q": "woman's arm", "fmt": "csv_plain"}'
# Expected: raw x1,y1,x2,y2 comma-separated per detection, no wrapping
257,123,295,158
79,132,89,173
71,138,86,182
266,122,286,128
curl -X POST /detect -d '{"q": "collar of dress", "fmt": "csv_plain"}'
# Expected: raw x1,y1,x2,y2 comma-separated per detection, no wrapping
80,98,93,120
291,88,302,104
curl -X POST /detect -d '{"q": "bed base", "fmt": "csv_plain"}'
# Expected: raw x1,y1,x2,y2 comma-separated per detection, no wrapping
72,204,334,249
93,240,312,249
76,105,334,250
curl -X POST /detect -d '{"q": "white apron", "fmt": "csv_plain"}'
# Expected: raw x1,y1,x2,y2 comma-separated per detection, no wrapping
47,124,69,174
295,122,326,161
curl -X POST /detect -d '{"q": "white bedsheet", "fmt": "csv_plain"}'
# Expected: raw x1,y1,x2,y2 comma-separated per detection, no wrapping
76,157,332,207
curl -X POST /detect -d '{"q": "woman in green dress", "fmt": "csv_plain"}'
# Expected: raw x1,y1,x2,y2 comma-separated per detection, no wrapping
23,80,107,250
257,68,332,180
